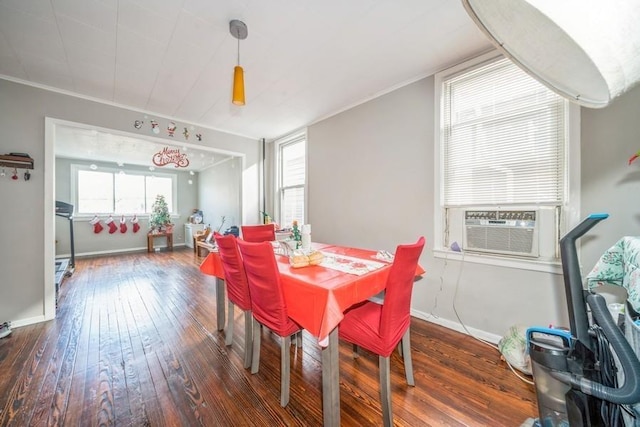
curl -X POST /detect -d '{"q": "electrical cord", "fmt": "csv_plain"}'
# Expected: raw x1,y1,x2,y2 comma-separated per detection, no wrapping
449,250,534,385
451,250,496,349
429,251,448,318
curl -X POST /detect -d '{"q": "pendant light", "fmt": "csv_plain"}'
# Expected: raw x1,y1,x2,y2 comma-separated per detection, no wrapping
229,20,248,106
462,0,640,108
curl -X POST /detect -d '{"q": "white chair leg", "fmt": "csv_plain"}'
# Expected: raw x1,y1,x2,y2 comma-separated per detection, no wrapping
225,300,234,346
243,310,253,369
296,330,303,347
251,317,261,374
379,355,392,427
281,335,291,407
401,328,415,386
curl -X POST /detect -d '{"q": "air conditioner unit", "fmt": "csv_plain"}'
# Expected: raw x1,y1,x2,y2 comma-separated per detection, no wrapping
463,209,539,257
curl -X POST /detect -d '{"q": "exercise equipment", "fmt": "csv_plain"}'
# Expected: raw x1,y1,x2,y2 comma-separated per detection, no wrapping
55,201,75,281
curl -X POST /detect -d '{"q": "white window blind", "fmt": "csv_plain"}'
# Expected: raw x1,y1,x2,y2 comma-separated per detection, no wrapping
278,135,306,228
442,58,566,206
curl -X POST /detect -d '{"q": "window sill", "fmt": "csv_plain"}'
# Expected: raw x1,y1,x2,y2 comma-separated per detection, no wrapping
433,247,562,274
73,213,180,222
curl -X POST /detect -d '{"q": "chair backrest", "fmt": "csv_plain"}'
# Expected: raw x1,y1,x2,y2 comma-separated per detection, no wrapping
214,233,252,311
241,224,276,242
236,239,297,335
379,236,426,342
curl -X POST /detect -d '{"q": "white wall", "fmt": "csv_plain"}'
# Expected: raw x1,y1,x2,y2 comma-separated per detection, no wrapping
0,79,260,326
307,75,634,341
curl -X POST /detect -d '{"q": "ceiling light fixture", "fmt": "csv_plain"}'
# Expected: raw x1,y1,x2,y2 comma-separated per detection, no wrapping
229,19,248,106
462,0,640,108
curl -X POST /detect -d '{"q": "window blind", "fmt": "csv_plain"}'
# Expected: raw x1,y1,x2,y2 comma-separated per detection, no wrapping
442,58,566,206
279,136,306,227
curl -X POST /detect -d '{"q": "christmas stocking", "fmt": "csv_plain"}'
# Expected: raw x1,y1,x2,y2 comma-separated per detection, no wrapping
120,215,128,233
106,215,118,234
131,215,140,233
90,215,104,234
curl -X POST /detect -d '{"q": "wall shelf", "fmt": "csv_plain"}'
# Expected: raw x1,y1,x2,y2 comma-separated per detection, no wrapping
0,154,34,169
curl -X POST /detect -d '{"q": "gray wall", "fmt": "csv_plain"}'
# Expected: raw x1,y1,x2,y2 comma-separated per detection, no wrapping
581,85,640,268
580,84,640,304
54,157,199,255
198,157,243,232
0,78,259,326
308,75,640,340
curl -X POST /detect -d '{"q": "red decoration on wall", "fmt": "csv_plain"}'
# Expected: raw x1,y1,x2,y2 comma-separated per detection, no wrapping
167,122,177,137
106,215,118,234
152,147,190,168
90,215,103,233
131,214,140,233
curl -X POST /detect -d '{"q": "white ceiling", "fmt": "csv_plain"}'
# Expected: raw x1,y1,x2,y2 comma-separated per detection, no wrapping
55,123,233,171
0,0,491,141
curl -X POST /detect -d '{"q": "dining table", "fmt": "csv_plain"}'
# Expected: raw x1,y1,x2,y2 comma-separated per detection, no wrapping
199,241,425,426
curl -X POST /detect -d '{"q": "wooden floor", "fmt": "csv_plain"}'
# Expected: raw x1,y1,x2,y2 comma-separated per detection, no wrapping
0,249,537,426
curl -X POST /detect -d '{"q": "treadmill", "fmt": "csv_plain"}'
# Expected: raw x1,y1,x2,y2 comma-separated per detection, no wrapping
55,201,75,291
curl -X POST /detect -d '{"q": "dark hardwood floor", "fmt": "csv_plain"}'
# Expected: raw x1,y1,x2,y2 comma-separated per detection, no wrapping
0,249,537,426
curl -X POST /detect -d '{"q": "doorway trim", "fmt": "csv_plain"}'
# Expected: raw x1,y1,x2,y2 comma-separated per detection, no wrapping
44,117,246,321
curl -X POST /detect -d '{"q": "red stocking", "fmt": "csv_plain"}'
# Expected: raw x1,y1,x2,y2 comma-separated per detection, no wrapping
106,215,118,234
90,215,104,234
131,215,140,233
120,215,128,233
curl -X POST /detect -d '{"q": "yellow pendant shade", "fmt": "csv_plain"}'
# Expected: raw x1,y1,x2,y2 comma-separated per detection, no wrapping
232,65,245,106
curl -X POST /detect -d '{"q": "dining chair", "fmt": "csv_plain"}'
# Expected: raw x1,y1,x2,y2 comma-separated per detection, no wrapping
240,224,276,242
338,236,425,427
236,238,302,407
213,233,253,369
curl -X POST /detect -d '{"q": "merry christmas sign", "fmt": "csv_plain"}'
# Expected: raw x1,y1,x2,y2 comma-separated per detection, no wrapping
152,147,189,168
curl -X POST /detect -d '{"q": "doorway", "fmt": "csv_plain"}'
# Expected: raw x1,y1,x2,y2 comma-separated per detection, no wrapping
44,118,245,319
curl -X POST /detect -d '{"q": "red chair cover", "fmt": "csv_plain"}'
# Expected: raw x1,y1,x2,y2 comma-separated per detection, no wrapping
339,236,425,357
236,239,300,337
241,224,276,242
213,233,252,311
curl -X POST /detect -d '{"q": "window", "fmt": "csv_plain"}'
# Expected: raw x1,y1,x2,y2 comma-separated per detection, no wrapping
73,165,175,215
276,133,306,228
442,56,566,206
435,52,579,267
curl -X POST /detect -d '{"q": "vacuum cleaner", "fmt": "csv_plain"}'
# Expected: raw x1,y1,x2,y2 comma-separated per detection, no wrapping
527,213,640,426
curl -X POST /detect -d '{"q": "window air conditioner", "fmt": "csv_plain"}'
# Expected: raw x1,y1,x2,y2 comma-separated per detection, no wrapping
463,209,539,257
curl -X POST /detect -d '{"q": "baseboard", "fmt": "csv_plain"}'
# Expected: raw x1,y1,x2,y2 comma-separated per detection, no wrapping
56,243,186,259
11,314,49,328
411,308,502,344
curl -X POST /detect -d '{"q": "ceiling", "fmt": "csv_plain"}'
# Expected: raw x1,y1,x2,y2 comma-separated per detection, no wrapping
0,0,492,142
55,123,233,172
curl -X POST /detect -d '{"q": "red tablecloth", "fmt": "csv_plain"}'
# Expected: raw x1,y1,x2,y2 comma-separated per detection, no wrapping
199,243,425,346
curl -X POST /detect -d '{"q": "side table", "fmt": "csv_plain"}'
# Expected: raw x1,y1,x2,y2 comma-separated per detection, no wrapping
147,231,173,253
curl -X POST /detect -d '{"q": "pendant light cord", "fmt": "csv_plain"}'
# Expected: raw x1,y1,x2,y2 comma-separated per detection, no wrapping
237,36,240,66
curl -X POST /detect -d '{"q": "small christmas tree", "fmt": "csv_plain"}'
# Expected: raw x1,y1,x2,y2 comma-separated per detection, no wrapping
150,194,172,232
